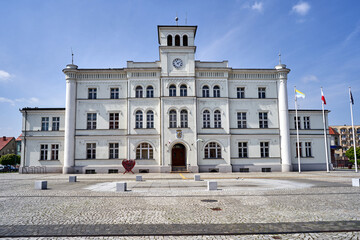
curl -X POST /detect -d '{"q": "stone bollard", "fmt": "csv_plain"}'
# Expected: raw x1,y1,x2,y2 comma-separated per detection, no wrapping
194,174,201,181
69,176,77,182
352,178,360,187
207,181,217,191
35,181,47,190
116,182,127,192
136,175,142,181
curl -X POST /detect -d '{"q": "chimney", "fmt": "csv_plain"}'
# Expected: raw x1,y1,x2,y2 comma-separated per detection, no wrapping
2,136,6,141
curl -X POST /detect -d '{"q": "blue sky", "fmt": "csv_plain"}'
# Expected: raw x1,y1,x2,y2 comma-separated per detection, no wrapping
1,0,360,137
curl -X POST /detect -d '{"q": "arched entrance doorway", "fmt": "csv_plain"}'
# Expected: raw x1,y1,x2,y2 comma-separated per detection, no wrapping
171,143,186,172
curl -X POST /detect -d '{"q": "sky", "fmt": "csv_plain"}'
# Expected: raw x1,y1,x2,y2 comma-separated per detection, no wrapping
0,0,360,138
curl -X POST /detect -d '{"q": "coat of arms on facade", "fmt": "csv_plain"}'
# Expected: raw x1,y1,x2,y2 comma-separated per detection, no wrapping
176,130,183,139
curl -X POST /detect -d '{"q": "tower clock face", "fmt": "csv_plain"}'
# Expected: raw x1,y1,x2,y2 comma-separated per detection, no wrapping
172,58,183,69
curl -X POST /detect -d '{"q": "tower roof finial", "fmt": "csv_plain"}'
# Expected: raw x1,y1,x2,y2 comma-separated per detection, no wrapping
175,13,178,26
278,52,281,65
71,48,74,65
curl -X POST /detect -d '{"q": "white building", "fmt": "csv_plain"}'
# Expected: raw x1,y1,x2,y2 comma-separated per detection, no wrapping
20,25,330,174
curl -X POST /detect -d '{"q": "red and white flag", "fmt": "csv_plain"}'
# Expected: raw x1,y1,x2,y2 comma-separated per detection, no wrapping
321,89,326,105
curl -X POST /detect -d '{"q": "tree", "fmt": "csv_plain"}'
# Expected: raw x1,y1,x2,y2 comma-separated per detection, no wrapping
345,147,360,165
0,154,20,166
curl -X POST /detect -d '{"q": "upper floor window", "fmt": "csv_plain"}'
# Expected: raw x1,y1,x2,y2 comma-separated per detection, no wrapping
40,144,48,160
294,116,301,129
175,35,180,46
169,85,176,97
88,88,97,99
258,87,266,99
180,110,188,128
259,112,268,128
169,110,177,128
135,110,143,129
214,110,221,128
202,85,210,97
41,117,49,131
109,113,119,129
237,112,246,129
109,143,119,159
303,116,310,129
203,110,210,128
110,88,119,99
86,143,96,159
52,117,60,131
213,85,220,98
183,35,188,46
180,84,187,97
135,86,143,98
237,87,245,98
136,143,153,159
146,110,154,129
204,142,221,159
51,144,59,160
87,113,97,130
146,86,154,98
167,35,172,46
260,142,269,158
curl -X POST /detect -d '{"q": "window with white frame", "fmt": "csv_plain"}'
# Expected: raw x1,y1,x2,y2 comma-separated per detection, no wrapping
259,112,268,128
305,142,312,157
169,85,176,96
146,86,154,98
213,85,220,97
237,87,245,98
109,143,119,159
258,87,266,99
146,110,154,128
204,142,222,159
169,110,177,128
86,143,96,159
237,112,246,128
109,113,119,129
202,85,210,97
87,113,97,130
135,110,143,128
260,142,269,158
135,86,143,98
136,143,153,159
180,84,187,97
180,110,188,128
294,116,301,129
40,144,48,160
52,117,60,131
51,144,59,160
110,88,119,99
88,88,97,99
41,117,49,131
214,110,221,128
303,116,310,129
296,142,302,157
238,142,248,158
203,110,210,128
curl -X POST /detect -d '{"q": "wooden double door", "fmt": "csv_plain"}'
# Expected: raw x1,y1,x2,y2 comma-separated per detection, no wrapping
171,143,186,171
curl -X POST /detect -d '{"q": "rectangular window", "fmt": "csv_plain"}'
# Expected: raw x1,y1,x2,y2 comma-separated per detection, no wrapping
237,87,245,99
169,112,177,128
110,88,119,99
237,112,247,128
303,116,310,129
52,117,60,131
296,142,302,157
238,142,248,158
259,112,268,128
88,88,97,99
305,142,312,157
51,144,59,160
41,117,49,131
109,113,119,129
147,112,154,128
40,144,48,160
203,111,210,128
109,143,119,159
260,142,269,158
294,116,301,129
86,143,96,159
87,113,97,130
258,87,266,99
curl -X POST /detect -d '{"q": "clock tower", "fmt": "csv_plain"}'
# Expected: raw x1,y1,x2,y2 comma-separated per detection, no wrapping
157,25,197,76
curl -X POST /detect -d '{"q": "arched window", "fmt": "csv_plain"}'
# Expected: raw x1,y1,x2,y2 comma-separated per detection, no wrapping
169,109,177,128
167,35,173,46
136,143,153,159
204,142,221,159
214,110,221,128
146,86,154,98
135,86,143,98
203,110,210,128
180,110,188,128
180,84,187,97
135,110,143,128
183,35,188,46
175,35,180,46
202,85,210,97
169,85,176,96
213,85,220,97
146,110,154,128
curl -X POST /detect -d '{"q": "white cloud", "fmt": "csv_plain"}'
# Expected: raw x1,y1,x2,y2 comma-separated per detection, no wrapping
251,2,263,12
302,75,319,83
15,97,40,104
0,97,15,105
292,2,311,16
0,70,11,82
343,23,360,45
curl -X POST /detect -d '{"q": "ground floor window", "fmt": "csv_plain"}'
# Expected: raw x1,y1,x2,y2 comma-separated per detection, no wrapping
238,142,248,158
51,144,59,160
136,143,153,159
40,144,48,160
260,142,269,158
204,142,221,159
87,143,96,159
109,143,119,159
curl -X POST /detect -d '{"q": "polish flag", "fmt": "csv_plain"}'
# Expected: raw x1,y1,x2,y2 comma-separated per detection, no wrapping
321,89,326,105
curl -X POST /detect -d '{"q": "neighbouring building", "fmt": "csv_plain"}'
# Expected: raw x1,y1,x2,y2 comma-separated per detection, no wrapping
20,25,331,174
0,136,16,158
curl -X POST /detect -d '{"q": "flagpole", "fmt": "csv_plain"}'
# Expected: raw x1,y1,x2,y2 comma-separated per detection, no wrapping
321,87,330,173
349,87,358,173
295,86,301,173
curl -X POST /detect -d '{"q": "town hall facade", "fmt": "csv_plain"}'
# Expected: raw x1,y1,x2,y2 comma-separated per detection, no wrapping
20,25,330,174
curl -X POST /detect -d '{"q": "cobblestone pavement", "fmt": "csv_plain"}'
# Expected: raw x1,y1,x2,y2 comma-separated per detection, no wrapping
0,171,360,239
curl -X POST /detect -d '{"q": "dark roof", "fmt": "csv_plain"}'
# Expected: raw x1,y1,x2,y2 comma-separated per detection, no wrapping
21,107,65,111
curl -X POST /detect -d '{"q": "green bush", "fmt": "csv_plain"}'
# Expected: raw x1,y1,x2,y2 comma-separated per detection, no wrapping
0,154,20,166
345,147,360,165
